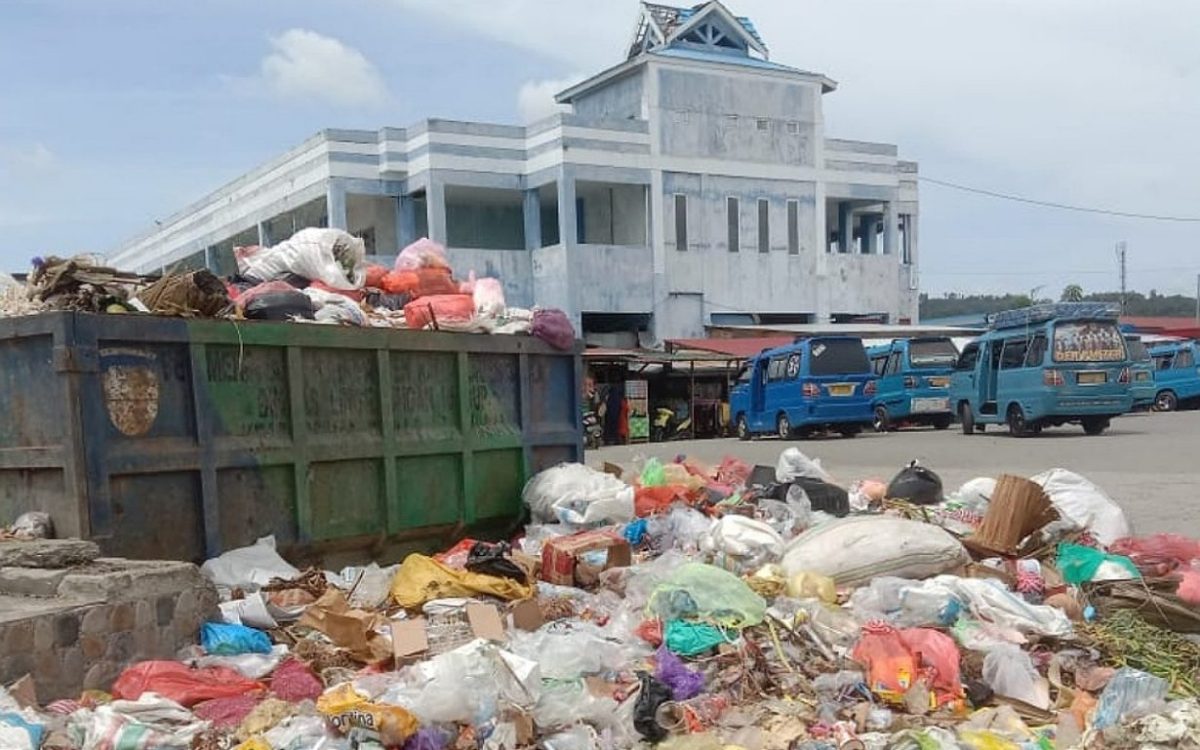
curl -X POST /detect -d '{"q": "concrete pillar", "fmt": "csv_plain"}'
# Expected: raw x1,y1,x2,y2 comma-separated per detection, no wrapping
883,203,898,256
425,179,447,244
523,189,542,250
859,213,877,255
326,181,347,230
396,194,417,250
837,202,853,254
257,221,270,248
558,174,577,249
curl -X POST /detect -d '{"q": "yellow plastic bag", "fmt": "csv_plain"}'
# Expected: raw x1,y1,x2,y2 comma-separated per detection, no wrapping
786,571,837,603
957,730,1020,750
389,553,534,608
316,683,419,745
234,739,271,750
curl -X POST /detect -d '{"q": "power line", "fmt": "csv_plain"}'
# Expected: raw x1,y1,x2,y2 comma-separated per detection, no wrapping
920,177,1200,222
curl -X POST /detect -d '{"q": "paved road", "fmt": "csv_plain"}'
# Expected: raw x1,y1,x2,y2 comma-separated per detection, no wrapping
592,410,1199,538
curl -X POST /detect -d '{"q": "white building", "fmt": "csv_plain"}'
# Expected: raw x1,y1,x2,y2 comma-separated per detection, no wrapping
110,1,920,343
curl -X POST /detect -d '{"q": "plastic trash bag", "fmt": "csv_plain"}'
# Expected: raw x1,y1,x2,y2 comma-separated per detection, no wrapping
775,447,833,483
664,620,728,656
201,536,300,594
269,658,323,702
1092,667,1169,729
648,563,766,628
237,228,366,289
242,286,316,321
395,237,450,271
532,678,618,730
932,575,1072,638
317,683,419,746
473,277,506,318
532,308,576,350
781,517,968,586
192,694,260,728
6,511,53,540
201,622,272,656
948,477,996,515
192,644,288,679
655,647,704,700
886,462,945,505
389,553,534,608
1032,468,1131,546
112,661,264,707
634,672,673,742
982,644,1050,710
786,571,837,603
465,541,528,582
1057,542,1140,584
700,515,784,575
262,714,330,750
642,458,667,487
507,622,634,680
522,463,635,527
1109,533,1200,571
339,562,397,609
303,286,367,326
0,710,43,750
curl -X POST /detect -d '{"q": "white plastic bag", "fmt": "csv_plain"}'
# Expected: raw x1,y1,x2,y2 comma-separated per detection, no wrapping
394,237,449,270
775,447,833,483
201,535,299,593
194,643,289,679
339,563,398,609
933,575,1072,638
473,277,506,318
1031,468,1130,546
72,693,207,750
522,463,634,527
303,287,367,326
700,515,784,574
982,644,1051,709
236,228,366,289
781,516,968,586
948,477,996,515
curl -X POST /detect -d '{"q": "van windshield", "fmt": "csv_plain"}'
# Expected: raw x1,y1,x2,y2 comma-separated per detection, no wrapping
808,339,870,376
1052,321,1126,363
1125,338,1150,362
909,339,959,368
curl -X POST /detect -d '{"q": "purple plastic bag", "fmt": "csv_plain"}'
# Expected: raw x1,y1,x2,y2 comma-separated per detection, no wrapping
532,308,575,350
403,727,450,750
655,646,704,700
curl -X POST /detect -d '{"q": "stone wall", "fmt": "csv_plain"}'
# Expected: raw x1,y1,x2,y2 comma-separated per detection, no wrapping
0,540,218,702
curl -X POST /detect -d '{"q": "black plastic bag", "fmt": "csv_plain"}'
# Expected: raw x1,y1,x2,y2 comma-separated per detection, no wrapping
761,477,850,517
243,290,315,321
633,671,673,742
465,541,527,582
886,461,944,505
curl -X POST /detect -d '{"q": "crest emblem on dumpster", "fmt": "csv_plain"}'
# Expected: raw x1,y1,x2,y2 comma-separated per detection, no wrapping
100,348,161,436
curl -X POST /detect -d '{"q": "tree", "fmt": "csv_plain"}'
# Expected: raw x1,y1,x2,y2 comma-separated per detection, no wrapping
1061,284,1084,302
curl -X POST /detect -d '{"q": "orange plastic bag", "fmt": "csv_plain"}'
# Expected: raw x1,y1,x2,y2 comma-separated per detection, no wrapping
364,264,389,289
898,627,963,705
403,294,474,330
635,485,695,517
851,629,918,701
112,661,263,707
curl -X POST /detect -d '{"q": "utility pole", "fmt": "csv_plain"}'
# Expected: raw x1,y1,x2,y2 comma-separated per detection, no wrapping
1116,241,1127,314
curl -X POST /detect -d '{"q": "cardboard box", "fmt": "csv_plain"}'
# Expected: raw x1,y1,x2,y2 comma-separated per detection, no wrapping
540,529,632,586
510,599,546,632
390,601,505,663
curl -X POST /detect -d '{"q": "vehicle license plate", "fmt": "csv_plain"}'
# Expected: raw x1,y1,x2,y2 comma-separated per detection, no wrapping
911,397,949,413
828,384,854,397
1077,371,1107,385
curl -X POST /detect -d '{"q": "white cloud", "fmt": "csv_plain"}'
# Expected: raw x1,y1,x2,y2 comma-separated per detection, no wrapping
1,142,57,174
517,75,583,123
250,29,387,107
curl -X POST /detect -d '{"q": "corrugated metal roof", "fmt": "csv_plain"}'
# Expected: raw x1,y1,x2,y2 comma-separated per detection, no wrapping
665,337,793,358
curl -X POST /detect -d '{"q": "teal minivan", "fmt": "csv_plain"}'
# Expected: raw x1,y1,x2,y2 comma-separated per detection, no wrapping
866,337,959,431
1149,340,1200,411
1123,334,1156,411
949,303,1134,436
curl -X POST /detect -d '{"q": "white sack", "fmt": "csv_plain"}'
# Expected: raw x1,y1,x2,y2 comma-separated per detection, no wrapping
700,515,784,574
236,227,366,289
781,516,968,586
776,447,834,483
522,463,634,527
1031,468,1131,546
201,535,299,593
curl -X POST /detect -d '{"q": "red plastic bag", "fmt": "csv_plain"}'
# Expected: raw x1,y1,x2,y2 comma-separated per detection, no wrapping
270,658,324,702
851,628,918,700
365,264,389,289
384,267,457,299
1109,534,1200,574
898,628,963,705
434,538,480,569
112,661,263,707
715,456,752,488
636,619,664,647
193,694,260,727
403,294,474,330
1177,568,1200,605
635,485,695,517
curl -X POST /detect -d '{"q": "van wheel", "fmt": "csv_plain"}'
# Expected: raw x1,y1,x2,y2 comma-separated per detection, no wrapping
932,415,953,430
873,406,890,432
1007,404,1031,437
736,415,750,441
1154,390,1178,412
1082,416,1109,436
959,403,975,435
777,414,793,439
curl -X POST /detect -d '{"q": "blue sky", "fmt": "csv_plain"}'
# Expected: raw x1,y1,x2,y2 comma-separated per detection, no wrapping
3,0,1199,297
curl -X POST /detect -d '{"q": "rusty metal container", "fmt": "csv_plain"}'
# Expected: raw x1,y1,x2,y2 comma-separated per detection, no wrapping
0,313,581,562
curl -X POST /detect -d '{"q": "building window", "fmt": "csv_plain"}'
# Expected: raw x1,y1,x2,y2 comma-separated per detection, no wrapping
786,121,799,135
787,200,799,255
757,199,769,253
727,197,739,253
756,118,769,132
674,194,688,252
899,213,913,264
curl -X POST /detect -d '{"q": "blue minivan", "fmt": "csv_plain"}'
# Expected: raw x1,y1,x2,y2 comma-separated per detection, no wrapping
732,336,876,439
866,337,959,431
1149,340,1200,411
1123,334,1156,411
949,303,1134,436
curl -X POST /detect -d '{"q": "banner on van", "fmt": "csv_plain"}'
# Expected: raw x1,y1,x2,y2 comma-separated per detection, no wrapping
1052,322,1125,363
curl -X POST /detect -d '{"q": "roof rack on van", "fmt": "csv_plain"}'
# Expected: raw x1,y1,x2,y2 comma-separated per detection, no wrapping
987,302,1121,331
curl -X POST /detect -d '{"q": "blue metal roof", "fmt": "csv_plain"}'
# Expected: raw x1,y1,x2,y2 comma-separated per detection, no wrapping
651,46,809,74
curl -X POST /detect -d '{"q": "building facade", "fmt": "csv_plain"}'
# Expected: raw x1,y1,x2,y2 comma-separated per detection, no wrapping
109,1,920,343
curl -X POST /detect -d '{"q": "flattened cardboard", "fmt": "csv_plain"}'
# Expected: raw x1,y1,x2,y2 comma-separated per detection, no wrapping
391,617,430,662
466,601,506,642
510,599,546,632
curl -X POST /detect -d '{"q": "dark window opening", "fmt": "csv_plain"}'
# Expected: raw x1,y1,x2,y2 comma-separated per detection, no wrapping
727,197,739,252
787,200,799,255
674,194,688,251
909,338,959,368
1000,338,1029,369
757,199,769,253
808,338,870,376
957,343,980,371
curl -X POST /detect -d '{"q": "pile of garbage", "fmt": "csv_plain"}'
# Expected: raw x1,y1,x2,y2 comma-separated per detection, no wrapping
0,233,576,349
5,451,1200,749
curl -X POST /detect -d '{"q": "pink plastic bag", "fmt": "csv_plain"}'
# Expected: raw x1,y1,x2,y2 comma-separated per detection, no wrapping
1109,534,1200,573
270,658,324,702
112,661,263,707
532,308,575,350
1177,568,1200,605
394,237,449,271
